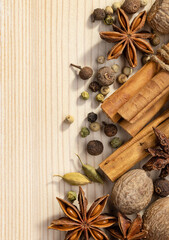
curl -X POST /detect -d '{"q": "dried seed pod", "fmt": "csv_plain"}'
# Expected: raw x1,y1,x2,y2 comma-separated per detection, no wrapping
76,154,104,184
80,127,90,138
122,66,132,76
122,0,141,14
89,81,100,92
112,169,154,215
70,63,93,80
117,74,128,84
147,0,169,34
81,91,89,100
143,197,169,240
100,86,110,96
53,173,91,185
103,122,118,137
96,93,105,103
87,140,104,156
97,67,115,86
87,112,97,123
65,115,74,124
91,8,106,22
97,56,105,64
89,122,101,132
154,178,169,197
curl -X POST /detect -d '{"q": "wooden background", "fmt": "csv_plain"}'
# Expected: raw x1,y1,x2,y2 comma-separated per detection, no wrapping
1,0,166,240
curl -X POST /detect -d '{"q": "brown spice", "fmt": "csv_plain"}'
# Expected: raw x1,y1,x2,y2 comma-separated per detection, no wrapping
100,9,154,67
48,187,116,240
154,178,169,197
87,140,104,156
103,122,118,137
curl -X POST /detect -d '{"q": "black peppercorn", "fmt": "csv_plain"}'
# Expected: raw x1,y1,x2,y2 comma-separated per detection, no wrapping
70,64,93,80
154,178,169,197
97,67,115,86
87,112,97,123
89,81,100,92
87,140,104,156
103,122,118,137
91,8,106,22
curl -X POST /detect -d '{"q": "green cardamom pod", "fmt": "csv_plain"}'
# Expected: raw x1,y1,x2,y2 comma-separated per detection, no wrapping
53,172,91,186
76,154,104,184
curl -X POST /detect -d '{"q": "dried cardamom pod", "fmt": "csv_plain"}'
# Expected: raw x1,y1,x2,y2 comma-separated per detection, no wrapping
53,172,91,186
76,154,104,184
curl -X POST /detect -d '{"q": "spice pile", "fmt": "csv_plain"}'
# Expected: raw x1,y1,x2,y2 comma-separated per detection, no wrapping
49,0,169,239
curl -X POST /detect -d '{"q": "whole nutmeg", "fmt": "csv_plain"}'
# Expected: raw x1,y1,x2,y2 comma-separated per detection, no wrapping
154,178,169,197
70,64,93,80
143,197,169,240
111,169,153,215
97,67,115,86
122,0,141,14
87,140,104,156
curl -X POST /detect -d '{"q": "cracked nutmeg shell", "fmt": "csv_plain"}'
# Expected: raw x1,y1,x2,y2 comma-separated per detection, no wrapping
111,169,153,215
97,67,115,86
147,0,169,34
143,197,169,240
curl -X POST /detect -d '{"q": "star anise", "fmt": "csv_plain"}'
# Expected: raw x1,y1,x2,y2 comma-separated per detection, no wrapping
100,8,154,67
143,128,169,178
108,212,147,240
48,187,116,240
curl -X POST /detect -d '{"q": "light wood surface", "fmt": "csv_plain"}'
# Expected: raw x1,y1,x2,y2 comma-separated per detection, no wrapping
0,0,165,240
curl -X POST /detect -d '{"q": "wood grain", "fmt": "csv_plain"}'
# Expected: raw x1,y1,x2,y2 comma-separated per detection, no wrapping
0,0,160,240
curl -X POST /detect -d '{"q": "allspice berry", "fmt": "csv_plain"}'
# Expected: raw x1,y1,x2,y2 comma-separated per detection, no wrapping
87,140,104,156
87,112,98,123
104,15,115,25
90,122,101,132
65,115,74,124
122,0,141,14
154,178,169,197
105,6,114,15
100,86,110,96
97,56,105,64
89,81,100,92
103,122,118,137
96,93,104,103
91,8,106,22
97,67,115,86
150,35,160,46
112,2,122,11
141,55,151,65
70,64,93,80
117,74,128,84
81,91,89,100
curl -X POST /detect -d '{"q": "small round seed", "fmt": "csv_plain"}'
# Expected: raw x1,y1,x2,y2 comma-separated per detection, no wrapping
65,115,74,124
89,81,100,92
100,86,110,96
140,0,148,7
122,66,132,76
150,35,160,46
112,2,121,11
141,55,151,65
111,64,120,73
105,6,113,15
117,74,128,84
92,230,104,240
81,91,89,100
97,56,105,64
104,15,115,25
96,93,104,103
67,207,78,219
69,232,78,240
91,204,102,217
90,122,101,132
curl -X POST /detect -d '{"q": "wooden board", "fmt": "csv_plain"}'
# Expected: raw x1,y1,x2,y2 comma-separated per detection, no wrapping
0,0,166,240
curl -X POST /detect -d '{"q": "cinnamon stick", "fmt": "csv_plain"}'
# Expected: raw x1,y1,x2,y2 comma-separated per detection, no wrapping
119,93,169,136
119,94,169,136
99,109,169,182
118,70,169,123
101,61,160,122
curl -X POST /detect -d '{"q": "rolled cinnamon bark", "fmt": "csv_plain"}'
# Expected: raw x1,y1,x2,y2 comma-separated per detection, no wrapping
101,61,160,122
118,70,169,123
99,109,169,182
119,93,169,136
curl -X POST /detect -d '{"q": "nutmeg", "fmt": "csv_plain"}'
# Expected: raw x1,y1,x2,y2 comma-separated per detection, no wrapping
143,197,169,240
